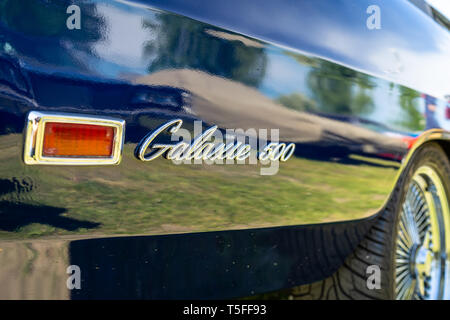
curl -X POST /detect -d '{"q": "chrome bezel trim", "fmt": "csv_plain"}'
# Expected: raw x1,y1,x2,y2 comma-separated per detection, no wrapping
23,111,125,165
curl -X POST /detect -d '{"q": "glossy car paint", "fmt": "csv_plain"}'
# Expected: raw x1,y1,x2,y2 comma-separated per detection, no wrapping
0,0,449,298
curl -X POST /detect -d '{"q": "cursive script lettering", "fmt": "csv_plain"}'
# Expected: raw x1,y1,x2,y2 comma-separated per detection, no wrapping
136,119,295,163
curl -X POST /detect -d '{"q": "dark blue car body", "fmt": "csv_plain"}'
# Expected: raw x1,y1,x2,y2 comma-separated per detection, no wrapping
0,0,449,299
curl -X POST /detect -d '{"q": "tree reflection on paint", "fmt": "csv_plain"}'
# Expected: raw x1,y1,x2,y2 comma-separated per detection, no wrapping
307,61,375,116
142,14,268,87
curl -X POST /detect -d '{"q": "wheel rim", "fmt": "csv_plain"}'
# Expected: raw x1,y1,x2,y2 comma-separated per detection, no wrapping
395,165,450,300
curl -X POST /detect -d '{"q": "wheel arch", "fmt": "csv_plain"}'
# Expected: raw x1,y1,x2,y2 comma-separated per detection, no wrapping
389,130,450,206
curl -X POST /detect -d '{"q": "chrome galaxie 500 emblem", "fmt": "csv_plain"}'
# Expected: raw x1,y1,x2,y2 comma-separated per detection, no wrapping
135,119,295,164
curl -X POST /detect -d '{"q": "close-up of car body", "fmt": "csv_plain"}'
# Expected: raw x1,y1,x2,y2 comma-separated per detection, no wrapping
0,0,449,302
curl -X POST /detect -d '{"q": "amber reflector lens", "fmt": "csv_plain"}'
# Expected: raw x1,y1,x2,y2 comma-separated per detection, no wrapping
42,122,114,157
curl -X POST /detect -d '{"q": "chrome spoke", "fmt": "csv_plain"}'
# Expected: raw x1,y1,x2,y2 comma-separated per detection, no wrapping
395,166,450,300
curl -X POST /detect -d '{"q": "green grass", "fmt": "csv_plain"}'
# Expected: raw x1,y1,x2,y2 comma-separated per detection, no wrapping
0,134,399,239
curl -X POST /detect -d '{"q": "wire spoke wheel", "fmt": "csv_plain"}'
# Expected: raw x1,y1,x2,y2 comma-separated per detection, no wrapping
289,143,450,300
395,165,450,300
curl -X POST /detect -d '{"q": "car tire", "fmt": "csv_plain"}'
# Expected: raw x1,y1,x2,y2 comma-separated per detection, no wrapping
291,142,450,300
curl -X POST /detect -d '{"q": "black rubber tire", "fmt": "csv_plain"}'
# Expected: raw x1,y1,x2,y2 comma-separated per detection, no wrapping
290,142,450,300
